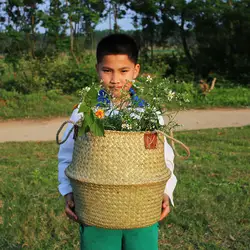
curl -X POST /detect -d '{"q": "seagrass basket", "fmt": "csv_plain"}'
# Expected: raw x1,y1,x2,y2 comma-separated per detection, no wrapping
65,130,171,229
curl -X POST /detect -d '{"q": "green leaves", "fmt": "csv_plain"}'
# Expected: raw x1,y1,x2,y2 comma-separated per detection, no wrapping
78,109,104,137
92,118,105,136
77,86,104,137
85,87,98,107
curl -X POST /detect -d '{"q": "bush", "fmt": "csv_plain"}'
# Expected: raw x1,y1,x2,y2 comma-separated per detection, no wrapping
139,53,169,76
139,51,196,82
2,58,48,94
1,53,98,94
37,53,98,93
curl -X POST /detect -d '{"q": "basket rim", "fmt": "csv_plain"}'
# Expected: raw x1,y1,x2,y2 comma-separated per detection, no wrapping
84,130,162,136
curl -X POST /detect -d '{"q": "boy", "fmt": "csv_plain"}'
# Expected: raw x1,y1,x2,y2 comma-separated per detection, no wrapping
58,34,177,250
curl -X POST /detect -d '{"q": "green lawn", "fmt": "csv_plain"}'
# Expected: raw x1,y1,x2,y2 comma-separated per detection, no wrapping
0,127,249,249
0,91,79,120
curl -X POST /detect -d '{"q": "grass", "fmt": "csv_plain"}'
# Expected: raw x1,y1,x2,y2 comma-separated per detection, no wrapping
0,126,249,249
186,88,250,109
0,90,79,120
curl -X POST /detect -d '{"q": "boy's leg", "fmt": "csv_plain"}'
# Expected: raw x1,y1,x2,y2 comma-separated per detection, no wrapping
122,223,159,250
80,225,122,250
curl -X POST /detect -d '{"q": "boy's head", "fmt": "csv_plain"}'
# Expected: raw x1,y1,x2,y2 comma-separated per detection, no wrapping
96,34,140,99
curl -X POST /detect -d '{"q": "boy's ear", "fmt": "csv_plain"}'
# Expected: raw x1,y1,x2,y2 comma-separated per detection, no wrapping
133,64,140,79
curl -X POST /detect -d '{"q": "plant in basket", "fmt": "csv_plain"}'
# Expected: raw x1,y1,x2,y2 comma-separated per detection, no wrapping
56,75,190,230
75,75,190,150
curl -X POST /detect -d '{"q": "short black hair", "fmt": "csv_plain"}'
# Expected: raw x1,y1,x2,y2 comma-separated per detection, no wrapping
96,34,139,64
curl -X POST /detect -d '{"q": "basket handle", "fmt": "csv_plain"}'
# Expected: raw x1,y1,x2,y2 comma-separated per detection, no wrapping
56,120,76,145
156,130,190,160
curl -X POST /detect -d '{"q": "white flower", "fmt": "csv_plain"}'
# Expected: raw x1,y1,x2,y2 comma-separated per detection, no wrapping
167,90,175,101
122,123,132,130
127,124,132,130
146,75,153,83
84,87,91,92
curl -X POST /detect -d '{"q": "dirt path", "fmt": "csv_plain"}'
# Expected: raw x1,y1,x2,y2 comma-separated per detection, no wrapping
0,108,249,142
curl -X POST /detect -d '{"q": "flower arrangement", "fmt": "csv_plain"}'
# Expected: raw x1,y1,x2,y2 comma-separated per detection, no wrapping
74,75,189,140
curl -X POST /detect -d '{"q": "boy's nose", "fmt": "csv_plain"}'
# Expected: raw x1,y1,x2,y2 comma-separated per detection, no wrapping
110,73,120,84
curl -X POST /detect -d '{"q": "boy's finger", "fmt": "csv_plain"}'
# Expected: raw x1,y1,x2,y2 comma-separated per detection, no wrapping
159,206,170,221
66,212,78,222
65,206,78,221
67,200,75,208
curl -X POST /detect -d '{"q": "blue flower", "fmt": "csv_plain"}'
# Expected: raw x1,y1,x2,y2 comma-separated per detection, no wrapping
97,88,145,107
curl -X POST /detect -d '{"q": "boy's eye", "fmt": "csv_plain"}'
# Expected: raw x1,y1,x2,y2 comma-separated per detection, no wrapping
121,70,129,73
103,69,111,73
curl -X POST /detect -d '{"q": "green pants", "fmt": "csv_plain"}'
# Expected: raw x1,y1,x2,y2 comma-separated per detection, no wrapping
80,223,159,250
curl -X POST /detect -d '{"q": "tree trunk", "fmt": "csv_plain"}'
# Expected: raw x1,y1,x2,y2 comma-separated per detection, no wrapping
150,36,154,64
180,11,196,75
31,14,35,58
70,16,74,52
180,28,194,66
113,3,118,32
109,4,112,33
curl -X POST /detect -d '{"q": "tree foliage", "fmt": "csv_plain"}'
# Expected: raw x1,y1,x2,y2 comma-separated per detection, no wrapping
1,0,250,85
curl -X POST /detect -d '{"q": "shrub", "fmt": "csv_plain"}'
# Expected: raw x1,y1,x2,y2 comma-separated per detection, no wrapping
1,53,98,94
2,58,47,94
37,54,97,93
139,51,195,82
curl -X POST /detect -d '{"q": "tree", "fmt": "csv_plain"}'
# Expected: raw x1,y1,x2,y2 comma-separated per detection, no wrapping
122,0,160,63
38,0,67,53
5,0,44,57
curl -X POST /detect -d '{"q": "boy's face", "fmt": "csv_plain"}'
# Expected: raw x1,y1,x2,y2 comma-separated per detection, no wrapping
96,54,140,99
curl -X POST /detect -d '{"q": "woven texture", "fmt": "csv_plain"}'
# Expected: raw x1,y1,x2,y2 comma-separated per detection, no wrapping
65,130,171,229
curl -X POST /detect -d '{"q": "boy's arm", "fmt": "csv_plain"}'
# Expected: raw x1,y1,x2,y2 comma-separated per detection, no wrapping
164,139,177,206
158,114,177,206
58,107,81,196
159,132,176,221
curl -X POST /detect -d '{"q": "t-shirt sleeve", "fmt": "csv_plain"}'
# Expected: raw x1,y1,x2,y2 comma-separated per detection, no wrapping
157,113,177,206
57,107,81,196
164,138,177,206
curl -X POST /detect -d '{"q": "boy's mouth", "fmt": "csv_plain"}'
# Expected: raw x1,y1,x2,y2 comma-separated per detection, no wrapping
110,85,123,90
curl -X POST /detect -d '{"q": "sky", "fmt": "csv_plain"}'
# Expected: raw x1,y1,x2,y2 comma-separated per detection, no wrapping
0,0,136,32
95,8,136,31
95,16,135,31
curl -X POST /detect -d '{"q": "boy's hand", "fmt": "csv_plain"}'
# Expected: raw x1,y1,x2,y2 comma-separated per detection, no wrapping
159,194,170,221
64,192,78,222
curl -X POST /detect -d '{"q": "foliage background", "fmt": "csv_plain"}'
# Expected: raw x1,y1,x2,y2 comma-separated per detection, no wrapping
1,0,250,87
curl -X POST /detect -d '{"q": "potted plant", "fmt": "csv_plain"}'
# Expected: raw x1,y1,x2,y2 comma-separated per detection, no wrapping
56,76,190,229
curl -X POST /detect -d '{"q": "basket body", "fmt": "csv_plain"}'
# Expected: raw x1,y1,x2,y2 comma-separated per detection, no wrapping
65,130,170,229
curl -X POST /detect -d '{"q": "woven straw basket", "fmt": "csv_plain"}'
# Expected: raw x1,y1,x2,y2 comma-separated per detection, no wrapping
65,130,171,229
